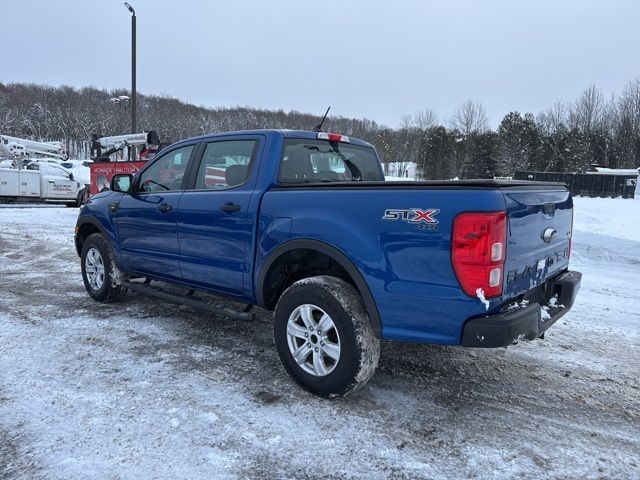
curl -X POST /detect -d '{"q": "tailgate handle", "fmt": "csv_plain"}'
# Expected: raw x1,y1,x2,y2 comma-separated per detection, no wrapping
543,203,555,214
542,227,557,243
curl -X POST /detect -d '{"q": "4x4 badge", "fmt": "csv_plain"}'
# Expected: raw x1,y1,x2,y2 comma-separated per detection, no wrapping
382,208,440,231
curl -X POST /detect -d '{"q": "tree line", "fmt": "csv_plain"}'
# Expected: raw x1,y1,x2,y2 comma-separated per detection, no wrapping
2,80,640,178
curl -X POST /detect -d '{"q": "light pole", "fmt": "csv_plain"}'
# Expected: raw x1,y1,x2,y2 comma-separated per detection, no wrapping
124,2,136,136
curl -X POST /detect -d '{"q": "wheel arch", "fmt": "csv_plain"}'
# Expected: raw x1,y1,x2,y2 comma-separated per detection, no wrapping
75,217,120,266
256,239,383,338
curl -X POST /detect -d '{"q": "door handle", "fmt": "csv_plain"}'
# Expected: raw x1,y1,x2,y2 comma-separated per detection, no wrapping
157,203,173,213
220,202,241,212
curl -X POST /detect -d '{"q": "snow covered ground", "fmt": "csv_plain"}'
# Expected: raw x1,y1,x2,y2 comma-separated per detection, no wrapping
0,197,639,479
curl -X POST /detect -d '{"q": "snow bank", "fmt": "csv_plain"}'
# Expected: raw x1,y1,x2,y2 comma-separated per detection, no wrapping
383,162,418,179
592,167,639,175
385,176,416,181
573,195,640,244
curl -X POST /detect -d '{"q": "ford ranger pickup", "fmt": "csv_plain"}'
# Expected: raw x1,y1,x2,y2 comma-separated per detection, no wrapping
74,129,582,397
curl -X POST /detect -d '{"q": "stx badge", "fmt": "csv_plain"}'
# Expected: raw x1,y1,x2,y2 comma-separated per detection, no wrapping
382,208,440,231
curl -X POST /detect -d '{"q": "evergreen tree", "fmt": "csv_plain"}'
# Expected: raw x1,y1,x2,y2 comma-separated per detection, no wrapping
416,126,456,179
466,132,499,178
497,112,542,174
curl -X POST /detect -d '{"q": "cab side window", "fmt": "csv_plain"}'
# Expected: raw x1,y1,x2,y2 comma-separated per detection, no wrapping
38,164,70,178
138,145,194,193
50,166,71,178
195,140,256,190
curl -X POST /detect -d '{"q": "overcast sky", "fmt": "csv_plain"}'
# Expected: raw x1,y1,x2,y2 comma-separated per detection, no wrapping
2,0,639,127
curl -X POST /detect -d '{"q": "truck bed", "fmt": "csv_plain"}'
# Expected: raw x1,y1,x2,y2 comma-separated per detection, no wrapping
271,179,567,189
260,180,573,343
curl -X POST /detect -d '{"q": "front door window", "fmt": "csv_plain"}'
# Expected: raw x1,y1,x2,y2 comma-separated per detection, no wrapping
138,145,194,192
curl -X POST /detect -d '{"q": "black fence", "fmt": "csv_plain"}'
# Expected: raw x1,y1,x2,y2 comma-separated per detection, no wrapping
513,170,638,199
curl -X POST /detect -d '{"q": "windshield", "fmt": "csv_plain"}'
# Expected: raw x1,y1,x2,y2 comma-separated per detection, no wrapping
279,139,383,183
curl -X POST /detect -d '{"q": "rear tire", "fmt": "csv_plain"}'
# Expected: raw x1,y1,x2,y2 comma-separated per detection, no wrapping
273,276,380,398
81,233,127,302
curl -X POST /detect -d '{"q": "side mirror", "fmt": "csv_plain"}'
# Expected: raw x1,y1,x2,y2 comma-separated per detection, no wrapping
111,174,133,193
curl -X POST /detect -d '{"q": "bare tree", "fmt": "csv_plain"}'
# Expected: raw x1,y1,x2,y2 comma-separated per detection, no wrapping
400,114,413,130
569,84,606,133
401,108,439,131
614,77,640,167
412,109,439,130
0,94,19,132
617,77,640,136
537,100,567,133
602,92,618,134
449,100,489,135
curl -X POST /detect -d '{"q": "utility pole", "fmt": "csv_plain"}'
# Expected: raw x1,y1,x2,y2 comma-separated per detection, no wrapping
124,3,136,160
124,3,136,134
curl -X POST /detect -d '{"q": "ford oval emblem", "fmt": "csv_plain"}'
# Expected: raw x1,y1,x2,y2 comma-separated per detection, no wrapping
542,227,556,243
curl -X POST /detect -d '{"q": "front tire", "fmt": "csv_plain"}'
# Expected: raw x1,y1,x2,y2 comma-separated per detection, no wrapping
81,233,127,302
273,276,380,398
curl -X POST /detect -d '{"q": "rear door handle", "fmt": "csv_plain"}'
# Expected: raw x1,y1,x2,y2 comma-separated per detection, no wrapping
220,202,241,212
157,203,173,213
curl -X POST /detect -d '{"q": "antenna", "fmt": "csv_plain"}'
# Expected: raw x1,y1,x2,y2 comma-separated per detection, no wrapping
313,106,331,132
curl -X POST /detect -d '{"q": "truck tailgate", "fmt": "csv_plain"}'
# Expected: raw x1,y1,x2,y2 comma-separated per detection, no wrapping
501,186,573,300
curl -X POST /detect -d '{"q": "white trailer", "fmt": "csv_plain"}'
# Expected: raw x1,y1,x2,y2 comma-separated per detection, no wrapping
0,161,84,205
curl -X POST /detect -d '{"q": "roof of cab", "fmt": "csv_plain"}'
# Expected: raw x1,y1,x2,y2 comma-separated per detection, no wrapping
170,129,374,149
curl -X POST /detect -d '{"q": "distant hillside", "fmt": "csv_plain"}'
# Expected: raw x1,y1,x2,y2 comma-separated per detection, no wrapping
2,81,639,178
0,82,385,159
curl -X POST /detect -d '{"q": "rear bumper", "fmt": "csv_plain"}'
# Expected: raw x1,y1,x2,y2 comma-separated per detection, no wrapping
461,270,582,348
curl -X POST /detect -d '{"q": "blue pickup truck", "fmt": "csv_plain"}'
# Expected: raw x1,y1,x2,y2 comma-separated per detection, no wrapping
75,129,581,397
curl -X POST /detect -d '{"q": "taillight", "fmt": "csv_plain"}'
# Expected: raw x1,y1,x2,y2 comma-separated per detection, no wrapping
451,211,507,298
569,206,574,260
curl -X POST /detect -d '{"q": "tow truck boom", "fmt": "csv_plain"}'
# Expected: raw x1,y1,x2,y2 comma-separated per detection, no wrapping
0,135,68,162
86,130,161,199
90,131,160,161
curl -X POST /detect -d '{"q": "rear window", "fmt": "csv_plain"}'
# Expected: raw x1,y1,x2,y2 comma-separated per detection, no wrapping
279,139,383,183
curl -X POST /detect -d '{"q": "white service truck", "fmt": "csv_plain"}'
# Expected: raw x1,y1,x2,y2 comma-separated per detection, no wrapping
0,161,85,206
1,135,83,205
